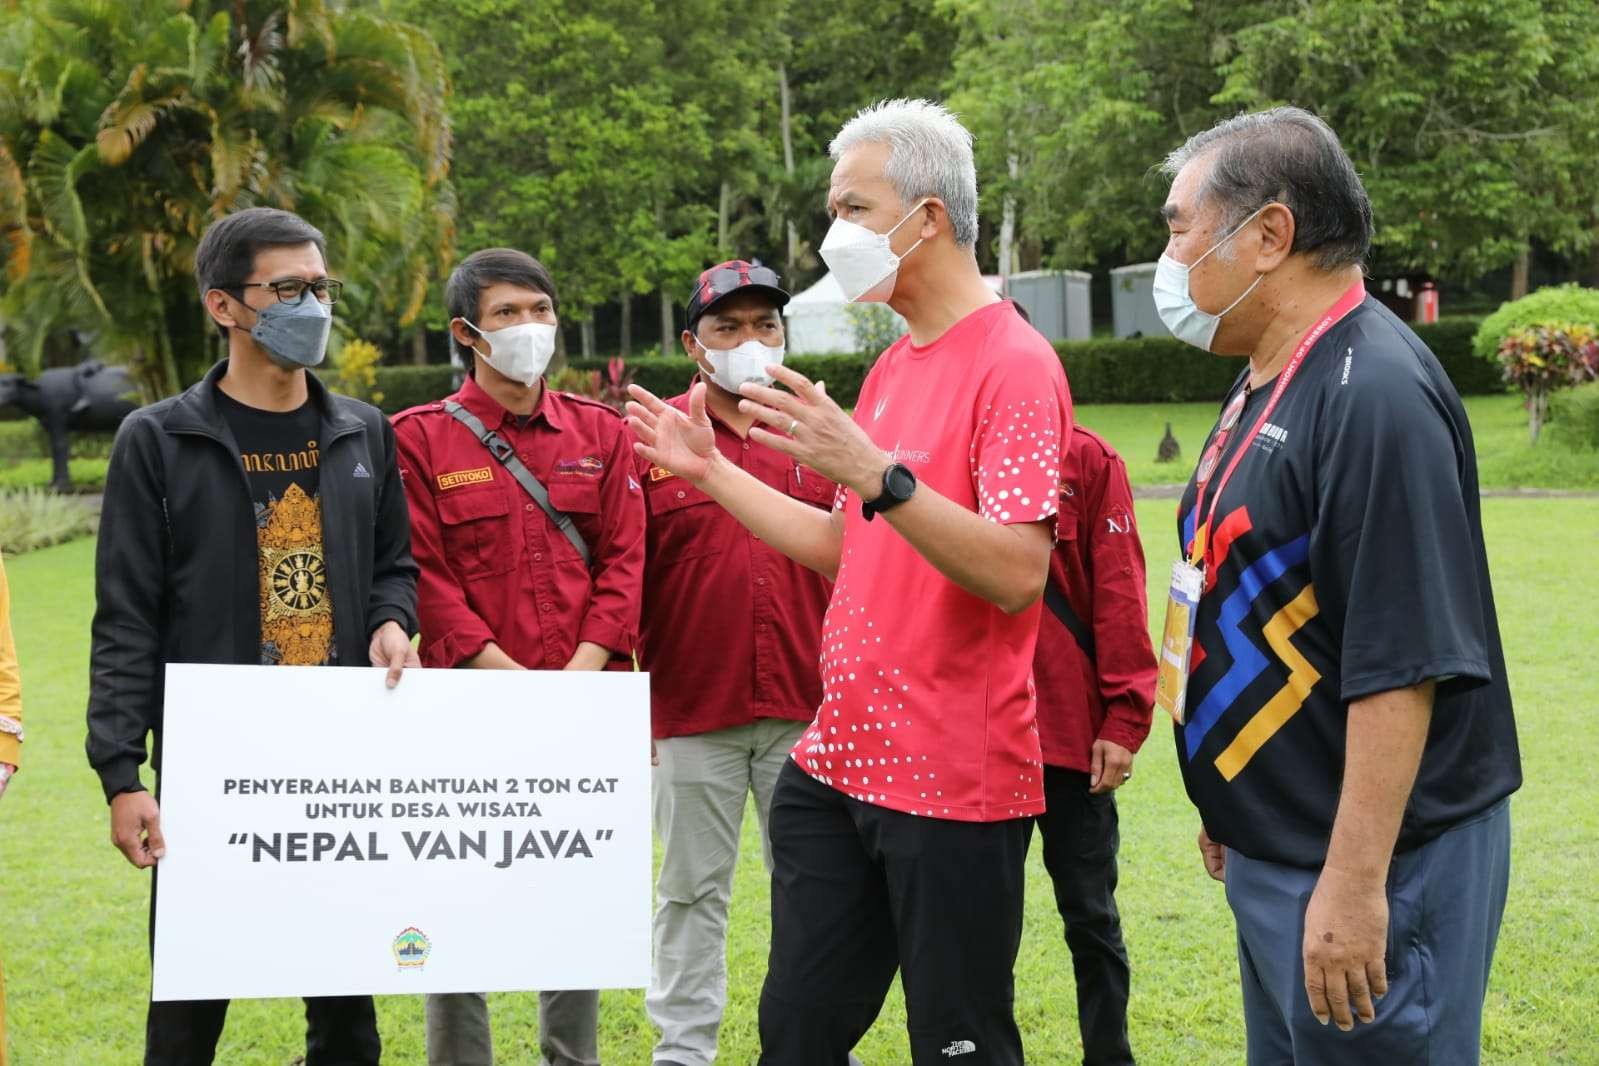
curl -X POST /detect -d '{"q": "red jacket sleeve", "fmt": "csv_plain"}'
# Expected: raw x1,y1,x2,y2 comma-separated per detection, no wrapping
393,418,497,667
1086,449,1157,753
576,420,645,656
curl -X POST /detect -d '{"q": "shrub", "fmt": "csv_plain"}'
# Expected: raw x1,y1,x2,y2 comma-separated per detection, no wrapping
1472,285,1599,362
0,420,117,462
0,488,99,553
0,458,109,492
331,339,386,407
1496,324,1599,442
1549,380,1599,451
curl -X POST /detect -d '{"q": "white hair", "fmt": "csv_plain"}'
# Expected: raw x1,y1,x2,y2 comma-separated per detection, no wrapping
829,98,980,248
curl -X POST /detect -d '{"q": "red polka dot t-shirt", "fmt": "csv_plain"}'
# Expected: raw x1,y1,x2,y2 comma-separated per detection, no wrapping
793,299,1073,821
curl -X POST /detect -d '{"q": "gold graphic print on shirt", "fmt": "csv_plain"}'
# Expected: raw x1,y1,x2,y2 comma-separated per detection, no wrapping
258,483,335,665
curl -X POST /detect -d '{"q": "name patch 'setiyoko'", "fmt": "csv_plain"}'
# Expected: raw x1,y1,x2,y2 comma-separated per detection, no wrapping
436,467,495,491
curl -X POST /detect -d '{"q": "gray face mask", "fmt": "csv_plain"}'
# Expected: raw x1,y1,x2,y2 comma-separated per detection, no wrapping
250,297,332,369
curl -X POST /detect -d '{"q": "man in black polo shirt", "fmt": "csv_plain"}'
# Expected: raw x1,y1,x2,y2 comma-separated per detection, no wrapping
1153,107,1520,1064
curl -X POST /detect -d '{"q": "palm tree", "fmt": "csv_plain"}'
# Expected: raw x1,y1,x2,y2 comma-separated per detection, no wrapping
0,0,453,397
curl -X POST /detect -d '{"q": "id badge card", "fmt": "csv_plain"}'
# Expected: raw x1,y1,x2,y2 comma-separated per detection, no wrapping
1154,560,1204,724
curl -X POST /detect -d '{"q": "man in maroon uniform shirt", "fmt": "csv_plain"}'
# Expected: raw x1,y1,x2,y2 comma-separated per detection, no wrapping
392,247,645,1066
1031,425,1156,1066
638,261,836,1066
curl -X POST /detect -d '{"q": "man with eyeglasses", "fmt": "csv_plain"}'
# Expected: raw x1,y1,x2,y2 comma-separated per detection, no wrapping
634,262,837,1066
392,247,645,1066
86,206,419,1065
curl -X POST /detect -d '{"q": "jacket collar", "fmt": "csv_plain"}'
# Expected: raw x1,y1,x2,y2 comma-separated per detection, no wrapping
166,360,363,438
454,372,566,434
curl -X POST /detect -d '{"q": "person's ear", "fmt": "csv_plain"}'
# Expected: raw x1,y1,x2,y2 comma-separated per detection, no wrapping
450,317,480,356
204,289,243,332
1253,203,1296,273
917,198,944,241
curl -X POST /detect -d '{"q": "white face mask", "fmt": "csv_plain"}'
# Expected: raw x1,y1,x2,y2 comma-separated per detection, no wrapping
464,319,557,386
1153,204,1270,351
695,335,785,392
818,198,929,303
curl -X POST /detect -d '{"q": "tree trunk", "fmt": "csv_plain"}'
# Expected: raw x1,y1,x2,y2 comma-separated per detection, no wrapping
619,293,632,357
998,151,1018,295
717,180,731,254
580,316,595,359
1529,385,1547,444
660,289,674,358
1510,247,1531,300
1590,236,1599,289
411,325,428,365
778,61,799,274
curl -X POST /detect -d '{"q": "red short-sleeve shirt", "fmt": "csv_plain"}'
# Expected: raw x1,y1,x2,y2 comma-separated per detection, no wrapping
792,300,1073,822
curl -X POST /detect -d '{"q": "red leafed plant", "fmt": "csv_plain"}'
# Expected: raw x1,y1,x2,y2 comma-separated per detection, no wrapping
1495,323,1599,442
595,357,636,413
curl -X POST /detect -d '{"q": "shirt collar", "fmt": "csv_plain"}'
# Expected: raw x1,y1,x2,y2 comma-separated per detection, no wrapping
456,372,566,433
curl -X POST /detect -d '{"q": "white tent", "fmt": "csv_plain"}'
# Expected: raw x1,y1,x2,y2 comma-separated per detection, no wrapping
783,272,907,355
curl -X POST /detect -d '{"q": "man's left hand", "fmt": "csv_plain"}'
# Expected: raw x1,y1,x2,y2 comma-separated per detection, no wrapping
1302,865,1389,1031
738,366,888,497
369,621,420,689
563,642,612,672
0,762,13,803
1089,739,1134,794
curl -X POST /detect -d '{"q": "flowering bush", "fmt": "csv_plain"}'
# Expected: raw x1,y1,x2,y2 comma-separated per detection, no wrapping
1495,323,1599,442
332,338,385,407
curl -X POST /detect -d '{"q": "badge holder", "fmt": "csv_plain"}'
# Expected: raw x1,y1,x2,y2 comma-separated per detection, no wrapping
1154,560,1203,725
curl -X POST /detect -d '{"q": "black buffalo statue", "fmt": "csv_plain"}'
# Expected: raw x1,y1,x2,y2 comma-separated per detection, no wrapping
0,359,138,492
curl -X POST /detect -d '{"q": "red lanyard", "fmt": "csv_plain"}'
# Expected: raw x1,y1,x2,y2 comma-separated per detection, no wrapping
1187,279,1365,567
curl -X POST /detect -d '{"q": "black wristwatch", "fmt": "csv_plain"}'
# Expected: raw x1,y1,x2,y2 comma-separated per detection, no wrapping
861,462,917,521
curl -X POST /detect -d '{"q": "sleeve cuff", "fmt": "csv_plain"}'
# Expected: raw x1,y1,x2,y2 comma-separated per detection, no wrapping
577,617,634,657
367,606,417,640
96,759,148,804
1097,709,1152,754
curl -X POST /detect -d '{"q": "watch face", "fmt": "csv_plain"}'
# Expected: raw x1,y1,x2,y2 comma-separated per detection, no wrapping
886,464,916,499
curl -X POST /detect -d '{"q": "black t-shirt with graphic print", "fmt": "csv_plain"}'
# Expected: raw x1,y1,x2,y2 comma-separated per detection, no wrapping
1174,296,1520,869
215,387,337,666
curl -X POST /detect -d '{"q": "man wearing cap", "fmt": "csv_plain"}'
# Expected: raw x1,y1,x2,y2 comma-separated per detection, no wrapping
392,247,646,1066
636,262,836,1066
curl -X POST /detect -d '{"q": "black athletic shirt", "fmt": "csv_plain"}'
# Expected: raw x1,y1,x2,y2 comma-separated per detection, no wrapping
1174,296,1520,869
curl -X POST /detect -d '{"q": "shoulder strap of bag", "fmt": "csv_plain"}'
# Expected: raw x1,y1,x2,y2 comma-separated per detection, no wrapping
1043,577,1096,663
442,401,591,568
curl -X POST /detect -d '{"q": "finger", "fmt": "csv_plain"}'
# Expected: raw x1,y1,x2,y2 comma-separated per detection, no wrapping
145,812,167,862
627,417,661,450
386,643,406,689
405,646,422,668
739,399,798,432
815,380,829,399
767,363,824,405
1305,965,1332,1026
117,835,153,868
623,401,660,431
747,427,802,457
1367,959,1388,1002
1090,744,1105,790
1346,966,1375,1025
738,381,802,416
626,384,670,414
689,381,709,424
1322,966,1354,1030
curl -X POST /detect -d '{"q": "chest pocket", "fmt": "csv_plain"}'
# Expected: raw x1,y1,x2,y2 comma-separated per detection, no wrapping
438,488,514,580
1057,482,1082,542
543,479,602,566
787,465,837,511
647,478,722,567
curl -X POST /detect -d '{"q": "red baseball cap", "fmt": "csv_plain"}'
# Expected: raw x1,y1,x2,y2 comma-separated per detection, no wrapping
686,260,790,331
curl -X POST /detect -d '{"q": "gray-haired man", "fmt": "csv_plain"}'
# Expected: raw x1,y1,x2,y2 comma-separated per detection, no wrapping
1156,106,1520,1064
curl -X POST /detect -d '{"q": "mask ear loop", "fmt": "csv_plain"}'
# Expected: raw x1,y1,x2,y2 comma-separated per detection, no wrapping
1187,202,1273,316
884,198,932,260
458,318,492,361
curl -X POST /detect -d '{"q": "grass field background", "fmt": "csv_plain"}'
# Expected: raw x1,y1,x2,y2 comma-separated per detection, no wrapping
3,494,1595,1064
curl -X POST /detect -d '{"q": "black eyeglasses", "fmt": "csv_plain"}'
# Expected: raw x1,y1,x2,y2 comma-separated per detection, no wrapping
230,277,344,305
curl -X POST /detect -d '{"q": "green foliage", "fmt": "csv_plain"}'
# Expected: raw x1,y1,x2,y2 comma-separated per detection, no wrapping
843,304,905,358
331,338,385,407
0,421,114,462
1548,380,1599,451
1472,284,1599,360
0,457,109,491
0,0,455,395
0,487,98,551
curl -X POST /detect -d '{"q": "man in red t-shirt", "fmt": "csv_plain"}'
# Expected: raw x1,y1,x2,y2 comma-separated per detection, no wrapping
1030,425,1155,1066
637,261,836,1066
393,248,645,1066
628,100,1071,1065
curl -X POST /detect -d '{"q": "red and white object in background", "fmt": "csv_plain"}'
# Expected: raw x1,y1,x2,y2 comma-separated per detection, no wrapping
1416,281,1440,324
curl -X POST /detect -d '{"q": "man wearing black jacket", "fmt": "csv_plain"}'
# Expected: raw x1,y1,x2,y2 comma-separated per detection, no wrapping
86,207,419,1066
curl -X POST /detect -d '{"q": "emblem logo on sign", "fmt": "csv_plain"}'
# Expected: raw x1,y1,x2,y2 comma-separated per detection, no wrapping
436,467,494,491
393,926,432,969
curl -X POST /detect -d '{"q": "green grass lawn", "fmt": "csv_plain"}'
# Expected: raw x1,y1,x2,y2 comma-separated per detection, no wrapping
4,498,1597,1064
1078,393,1599,490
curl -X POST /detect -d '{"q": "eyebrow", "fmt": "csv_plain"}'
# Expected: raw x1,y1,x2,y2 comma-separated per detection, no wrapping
1160,202,1181,224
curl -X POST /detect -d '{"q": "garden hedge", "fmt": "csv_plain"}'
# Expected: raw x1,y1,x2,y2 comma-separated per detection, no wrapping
323,315,1497,415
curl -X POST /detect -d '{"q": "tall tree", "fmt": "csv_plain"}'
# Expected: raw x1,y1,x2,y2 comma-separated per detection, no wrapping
0,0,453,395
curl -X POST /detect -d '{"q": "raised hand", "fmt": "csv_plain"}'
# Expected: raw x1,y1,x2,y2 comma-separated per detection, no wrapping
627,382,721,486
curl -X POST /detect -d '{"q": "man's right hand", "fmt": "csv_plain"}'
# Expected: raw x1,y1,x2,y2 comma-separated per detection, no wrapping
110,790,165,869
0,762,14,803
1198,825,1226,882
626,382,720,487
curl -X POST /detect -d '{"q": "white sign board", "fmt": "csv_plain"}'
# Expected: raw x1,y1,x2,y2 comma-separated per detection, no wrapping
151,664,651,1002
